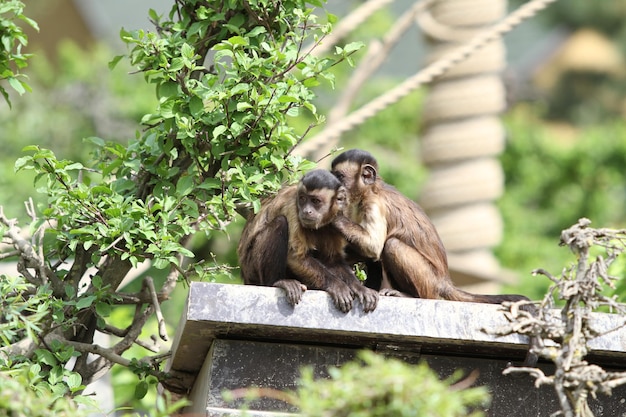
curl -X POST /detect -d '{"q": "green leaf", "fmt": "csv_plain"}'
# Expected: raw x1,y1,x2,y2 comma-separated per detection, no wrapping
227,35,248,46
236,102,253,112
108,55,124,70
248,26,267,37
212,125,227,139
66,373,83,391
65,285,76,299
176,175,195,196
189,96,204,117
148,8,160,22
230,83,250,95
181,43,194,60
278,95,299,103
36,349,58,366
135,380,149,399
76,295,96,310
95,302,111,318
14,156,32,171
65,162,84,171
8,77,26,95
343,41,364,54
29,364,42,380
157,81,179,99
84,136,106,147
153,258,170,269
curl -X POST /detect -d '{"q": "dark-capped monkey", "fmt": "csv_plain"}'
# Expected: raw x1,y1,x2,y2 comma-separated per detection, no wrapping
330,149,530,305
237,169,378,313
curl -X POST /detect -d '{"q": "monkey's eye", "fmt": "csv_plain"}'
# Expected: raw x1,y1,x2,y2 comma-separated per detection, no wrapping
311,198,321,205
333,171,344,181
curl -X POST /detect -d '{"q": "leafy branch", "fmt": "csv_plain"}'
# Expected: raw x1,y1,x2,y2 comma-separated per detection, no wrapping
0,0,38,107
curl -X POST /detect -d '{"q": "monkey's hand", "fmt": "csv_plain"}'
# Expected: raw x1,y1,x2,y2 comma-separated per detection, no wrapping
325,280,356,313
349,283,378,313
274,279,307,306
336,186,349,214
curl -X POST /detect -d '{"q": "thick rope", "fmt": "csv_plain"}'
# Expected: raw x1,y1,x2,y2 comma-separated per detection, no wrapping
302,0,560,156
309,0,398,58
297,0,431,158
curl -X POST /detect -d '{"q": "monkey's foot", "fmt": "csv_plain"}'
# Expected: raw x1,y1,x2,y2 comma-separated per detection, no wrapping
379,288,410,297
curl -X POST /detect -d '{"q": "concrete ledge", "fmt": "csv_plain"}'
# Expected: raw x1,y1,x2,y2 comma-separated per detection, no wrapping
170,283,626,416
169,282,626,377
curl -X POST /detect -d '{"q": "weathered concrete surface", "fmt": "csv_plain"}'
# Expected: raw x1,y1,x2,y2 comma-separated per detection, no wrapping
169,282,626,416
170,282,626,376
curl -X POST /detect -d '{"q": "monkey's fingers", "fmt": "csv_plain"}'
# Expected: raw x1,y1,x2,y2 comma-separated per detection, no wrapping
328,286,355,313
274,279,307,306
379,288,403,297
357,287,379,313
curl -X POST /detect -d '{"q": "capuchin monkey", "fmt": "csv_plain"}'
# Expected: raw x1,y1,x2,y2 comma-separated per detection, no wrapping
237,169,378,313
330,149,539,364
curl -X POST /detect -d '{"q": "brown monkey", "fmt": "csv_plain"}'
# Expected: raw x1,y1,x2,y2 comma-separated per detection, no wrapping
331,150,539,365
237,169,378,313
330,149,530,304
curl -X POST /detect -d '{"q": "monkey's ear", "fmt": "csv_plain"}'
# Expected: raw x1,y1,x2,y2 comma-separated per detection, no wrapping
362,164,377,185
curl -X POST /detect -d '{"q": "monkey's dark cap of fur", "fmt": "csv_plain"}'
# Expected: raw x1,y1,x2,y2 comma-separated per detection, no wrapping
302,169,342,190
331,149,378,169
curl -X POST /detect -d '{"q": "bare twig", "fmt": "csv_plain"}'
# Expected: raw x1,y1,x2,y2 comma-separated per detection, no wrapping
490,218,626,417
145,276,169,341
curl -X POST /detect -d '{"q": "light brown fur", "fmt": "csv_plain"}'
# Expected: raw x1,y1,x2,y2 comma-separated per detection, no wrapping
331,149,528,303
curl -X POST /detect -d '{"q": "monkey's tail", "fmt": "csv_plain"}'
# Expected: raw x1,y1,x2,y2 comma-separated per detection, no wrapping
442,286,530,304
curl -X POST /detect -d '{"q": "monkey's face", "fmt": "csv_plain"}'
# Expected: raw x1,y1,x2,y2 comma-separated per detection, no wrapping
332,161,377,196
331,161,358,192
297,187,337,230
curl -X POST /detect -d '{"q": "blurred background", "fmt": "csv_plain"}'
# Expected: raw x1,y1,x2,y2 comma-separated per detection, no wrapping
2,0,626,411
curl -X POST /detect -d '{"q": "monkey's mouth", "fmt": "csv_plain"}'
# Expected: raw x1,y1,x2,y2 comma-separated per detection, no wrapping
299,216,320,230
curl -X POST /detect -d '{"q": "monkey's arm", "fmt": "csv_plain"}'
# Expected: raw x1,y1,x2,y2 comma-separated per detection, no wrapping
287,255,355,313
332,205,387,260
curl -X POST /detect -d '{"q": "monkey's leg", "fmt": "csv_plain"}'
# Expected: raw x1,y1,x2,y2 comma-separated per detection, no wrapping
381,237,443,299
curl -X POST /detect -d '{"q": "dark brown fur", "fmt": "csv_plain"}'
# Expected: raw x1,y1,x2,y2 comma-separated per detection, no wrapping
237,169,378,313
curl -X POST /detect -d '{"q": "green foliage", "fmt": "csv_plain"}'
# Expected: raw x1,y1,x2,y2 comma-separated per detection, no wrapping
296,351,490,417
497,106,626,299
0,367,86,417
0,273,49,345
0,273,93,412
0,0,38,107
0,41,156,222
